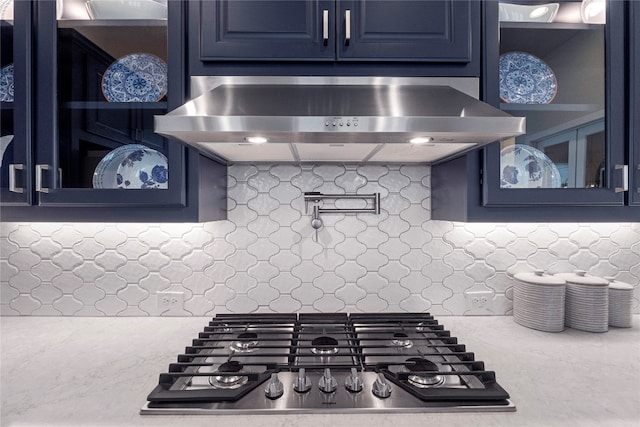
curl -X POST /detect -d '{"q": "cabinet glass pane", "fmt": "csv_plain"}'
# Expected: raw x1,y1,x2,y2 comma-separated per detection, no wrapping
56,0,168,190
1,17,14,191
498,1,606,190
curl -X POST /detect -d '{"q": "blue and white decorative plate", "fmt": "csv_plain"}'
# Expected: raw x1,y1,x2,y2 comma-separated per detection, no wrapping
0,63,14,102
102,53,167,102
500,144,561,189
499,52,557,104
93,144,148,188
116,147,168,189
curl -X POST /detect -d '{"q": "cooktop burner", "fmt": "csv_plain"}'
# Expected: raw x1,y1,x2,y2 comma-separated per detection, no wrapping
142,313,514,414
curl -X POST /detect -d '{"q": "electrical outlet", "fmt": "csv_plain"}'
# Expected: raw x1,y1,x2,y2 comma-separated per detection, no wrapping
464,290,494,313
157,291,184,315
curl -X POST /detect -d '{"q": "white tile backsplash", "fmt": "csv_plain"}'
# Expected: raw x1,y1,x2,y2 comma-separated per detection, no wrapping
1,163,639,316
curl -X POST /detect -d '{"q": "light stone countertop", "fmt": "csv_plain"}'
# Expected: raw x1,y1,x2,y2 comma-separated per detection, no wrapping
1,315,639,427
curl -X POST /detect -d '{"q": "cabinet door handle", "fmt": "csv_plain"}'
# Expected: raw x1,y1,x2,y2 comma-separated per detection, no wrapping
614,164,628,193
322,9,329,44
637,164,640,194
344,9,351,45
36,164,50,193
9,164,24,194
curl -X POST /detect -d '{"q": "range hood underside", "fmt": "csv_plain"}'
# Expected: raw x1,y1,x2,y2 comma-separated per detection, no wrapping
155,77,526,163
164,129,512,163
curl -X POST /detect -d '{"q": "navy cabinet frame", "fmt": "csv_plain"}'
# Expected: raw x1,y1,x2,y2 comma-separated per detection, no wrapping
0,0,226,222
630,0,640,207
0,0,32,207
432,0,639,222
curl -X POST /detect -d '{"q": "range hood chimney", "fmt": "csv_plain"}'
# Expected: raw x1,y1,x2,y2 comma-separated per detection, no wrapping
155,76,525,163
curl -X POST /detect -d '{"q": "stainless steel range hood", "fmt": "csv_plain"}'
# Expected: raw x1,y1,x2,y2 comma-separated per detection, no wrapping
155,76,525,163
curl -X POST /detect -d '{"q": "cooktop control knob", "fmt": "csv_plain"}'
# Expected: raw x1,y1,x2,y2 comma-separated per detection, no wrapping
318,368,338,393
372,373,392,399
345,368,363,393
264,373,284,400
293,368,312,393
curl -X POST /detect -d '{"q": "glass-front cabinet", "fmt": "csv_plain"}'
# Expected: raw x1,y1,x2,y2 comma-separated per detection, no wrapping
0,0,30,205
483,0,626,207
30,0,186,208
631,0,640,207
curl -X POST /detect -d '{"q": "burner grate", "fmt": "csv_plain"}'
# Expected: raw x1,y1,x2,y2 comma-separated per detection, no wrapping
145,312,511,410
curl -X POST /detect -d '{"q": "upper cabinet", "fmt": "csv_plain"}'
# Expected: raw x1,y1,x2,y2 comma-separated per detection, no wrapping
0,0,31,206
631,0,640,206
198,0,473,62
483,0,626,207
189,0,480,76
199,0,335,60
0,0,226,222
432,0,638,222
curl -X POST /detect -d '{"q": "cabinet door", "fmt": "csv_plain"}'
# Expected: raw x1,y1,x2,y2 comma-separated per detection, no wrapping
199,0,335,60
631,0,640,206
337,0,475,62
32,0,186,208
0,0,31,206
483,0,626,207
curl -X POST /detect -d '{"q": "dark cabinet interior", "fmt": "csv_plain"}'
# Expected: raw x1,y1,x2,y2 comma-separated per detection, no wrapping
56,28,169,189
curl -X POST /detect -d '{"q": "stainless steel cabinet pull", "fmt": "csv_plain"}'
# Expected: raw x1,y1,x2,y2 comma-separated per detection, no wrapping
637,164,640,194
322,9,329,44
614,164,628,193
35,164,50,193
9,164,24,193
345,9,351,44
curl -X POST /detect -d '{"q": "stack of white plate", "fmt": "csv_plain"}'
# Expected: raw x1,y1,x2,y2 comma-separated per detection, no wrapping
606,277,634,328
513,270,566,332
555,270,609,333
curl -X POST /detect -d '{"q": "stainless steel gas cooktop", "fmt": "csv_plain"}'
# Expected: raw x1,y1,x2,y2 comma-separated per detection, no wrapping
141,313,515,414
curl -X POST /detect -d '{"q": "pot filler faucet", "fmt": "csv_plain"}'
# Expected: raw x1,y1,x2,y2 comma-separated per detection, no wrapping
304,192,381,241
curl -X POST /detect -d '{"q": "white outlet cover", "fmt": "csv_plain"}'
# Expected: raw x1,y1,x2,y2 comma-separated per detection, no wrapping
157,291,185,315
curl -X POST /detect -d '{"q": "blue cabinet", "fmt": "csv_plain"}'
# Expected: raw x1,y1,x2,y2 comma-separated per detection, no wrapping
192,0,479,73
0,0,226,222
631,0,640,207
200,0,335,60
0,1,32,207
432,0,638,222
336,0,473,62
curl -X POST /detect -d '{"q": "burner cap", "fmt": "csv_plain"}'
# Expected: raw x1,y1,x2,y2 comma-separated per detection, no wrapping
415,322,431,332
310,336,339,355
218,361,243,373
238,332,258,340
210,361,248,389
230,332,259,352
391,332,413,348
404,357,438,372
404,358,445,388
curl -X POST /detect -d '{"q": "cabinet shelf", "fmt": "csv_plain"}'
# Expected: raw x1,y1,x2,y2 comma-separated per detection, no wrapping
499,22,602,31
500,103,602,113
499,23,604,58
61,101,167,110
57,19,166,28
